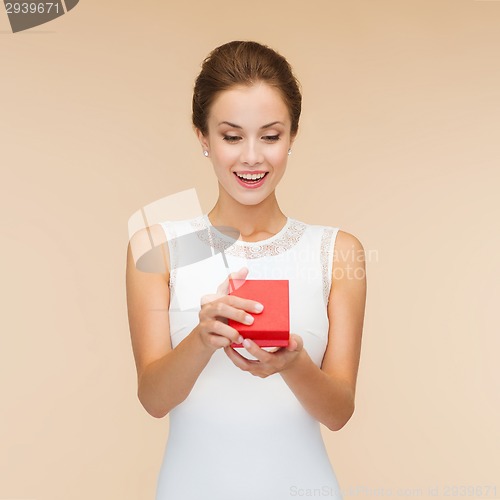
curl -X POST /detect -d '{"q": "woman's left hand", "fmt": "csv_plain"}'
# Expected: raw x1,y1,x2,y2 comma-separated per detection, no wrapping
223,334,304,378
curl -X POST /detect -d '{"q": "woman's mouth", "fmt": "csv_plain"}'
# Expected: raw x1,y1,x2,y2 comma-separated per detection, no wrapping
233,171,269,189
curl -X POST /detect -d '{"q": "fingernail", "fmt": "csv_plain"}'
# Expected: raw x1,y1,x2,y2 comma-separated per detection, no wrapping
238,335,244,344
244,314,254,324
243,338,251,349
254,303,264,312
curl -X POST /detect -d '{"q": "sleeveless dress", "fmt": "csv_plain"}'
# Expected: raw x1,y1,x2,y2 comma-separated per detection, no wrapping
156,213,343,500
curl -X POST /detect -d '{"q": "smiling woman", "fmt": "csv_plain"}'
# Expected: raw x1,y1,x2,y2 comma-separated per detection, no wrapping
126,40,366,500
198,82,292,206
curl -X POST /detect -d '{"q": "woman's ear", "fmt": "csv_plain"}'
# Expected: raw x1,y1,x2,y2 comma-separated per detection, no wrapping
195,128,209,151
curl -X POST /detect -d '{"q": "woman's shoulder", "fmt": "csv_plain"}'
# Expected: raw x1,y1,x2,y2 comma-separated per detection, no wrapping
292,217,364,259
335,229,364,257
330,229,366,278
128,223,170,275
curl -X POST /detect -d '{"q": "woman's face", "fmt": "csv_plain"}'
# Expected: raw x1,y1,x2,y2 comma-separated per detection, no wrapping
197,82,295,206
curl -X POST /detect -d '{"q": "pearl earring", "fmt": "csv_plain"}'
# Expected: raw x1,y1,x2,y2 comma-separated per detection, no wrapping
203,150,209,157
288,149,292,155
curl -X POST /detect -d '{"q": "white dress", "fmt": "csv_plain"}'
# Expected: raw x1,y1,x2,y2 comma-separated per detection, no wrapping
156,213,343,500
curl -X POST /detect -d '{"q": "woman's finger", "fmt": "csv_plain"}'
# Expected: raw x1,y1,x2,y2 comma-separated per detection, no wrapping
200,292,223,306
286,334,303,352
216,267,249,295
206,300,256,327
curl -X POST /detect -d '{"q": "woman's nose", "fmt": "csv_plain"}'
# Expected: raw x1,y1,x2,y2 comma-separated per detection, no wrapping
240,140,263,166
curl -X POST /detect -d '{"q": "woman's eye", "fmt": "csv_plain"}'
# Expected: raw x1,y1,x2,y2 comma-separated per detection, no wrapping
223,135,240,143
264,135,280,142
223,135,280,143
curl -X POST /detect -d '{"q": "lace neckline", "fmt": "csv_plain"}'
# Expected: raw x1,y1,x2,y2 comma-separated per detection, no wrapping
190,214,307,259
204,214,292,246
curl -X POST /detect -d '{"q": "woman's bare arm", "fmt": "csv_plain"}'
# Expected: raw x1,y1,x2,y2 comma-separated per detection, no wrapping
282,230,366,430
126,226,261,418
126,225,212,417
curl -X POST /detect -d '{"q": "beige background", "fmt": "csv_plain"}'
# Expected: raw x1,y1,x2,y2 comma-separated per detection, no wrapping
1,1,499,499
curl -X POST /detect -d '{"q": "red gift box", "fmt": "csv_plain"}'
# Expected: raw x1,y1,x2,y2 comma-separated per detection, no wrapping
228,279,289,348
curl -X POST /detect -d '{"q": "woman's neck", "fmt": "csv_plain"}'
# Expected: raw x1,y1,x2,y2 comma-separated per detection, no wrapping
207,193,287,242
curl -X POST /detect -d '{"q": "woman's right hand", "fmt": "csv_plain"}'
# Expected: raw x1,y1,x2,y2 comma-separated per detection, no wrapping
194,267,264,352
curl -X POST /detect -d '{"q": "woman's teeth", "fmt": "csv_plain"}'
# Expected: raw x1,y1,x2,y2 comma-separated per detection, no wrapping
235,172,267,182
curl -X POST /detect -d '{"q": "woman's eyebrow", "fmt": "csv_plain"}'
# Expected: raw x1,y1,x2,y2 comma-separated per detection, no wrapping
217,121,284,129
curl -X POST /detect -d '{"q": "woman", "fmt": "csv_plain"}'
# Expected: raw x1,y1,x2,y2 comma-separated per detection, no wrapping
126,40,366,499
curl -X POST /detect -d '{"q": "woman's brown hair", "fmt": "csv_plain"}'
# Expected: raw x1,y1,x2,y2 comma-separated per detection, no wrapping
192,40,302,138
